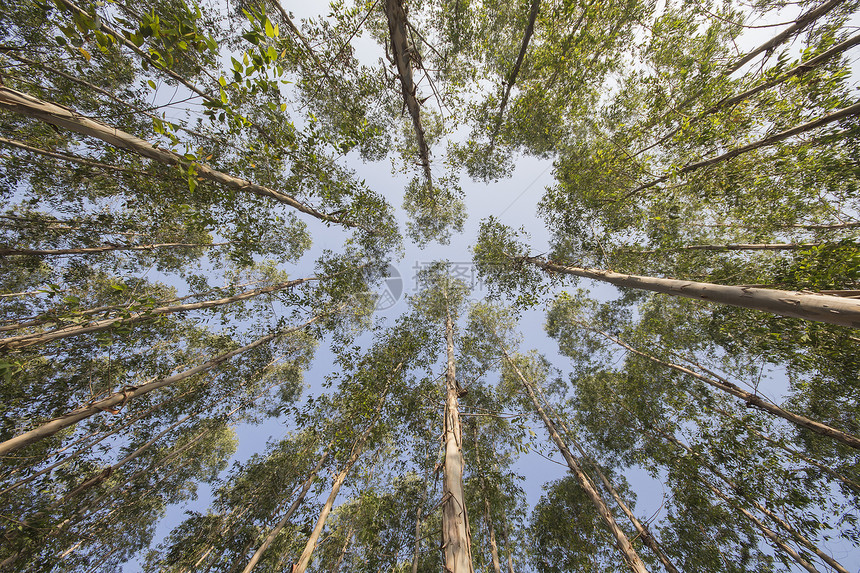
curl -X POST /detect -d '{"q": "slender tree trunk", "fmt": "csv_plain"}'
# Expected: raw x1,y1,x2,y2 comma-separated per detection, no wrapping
0,313,323,456
293,368,398,573
55,0,283,148
629,242,825,253
0,384,198,496
616,395,851,573
383,0,432,187
691,221,860,230
0,276,317,349
240,448,331,573
2,453,195,568
624,100,860,199
441,310,475,573
588,460,678,573
633,0,850,151
640,32,860,154
704,481,820,573
0,136,142,175
499,346,650,573
330,527,354,573
702,398,860,492
489,0,541,148
43,414,193,512
725,0,848,75
483,497,502,573
1,278,265,334
411,476,428,573
473,429,500,573
584,323,860,449
0,241,229,257
545,403,680,573
291,448,359,573
501,517,515,573
526,257,860,328
5,55,221,143
0,87,354,227
680,242,827,251
671,435,850,573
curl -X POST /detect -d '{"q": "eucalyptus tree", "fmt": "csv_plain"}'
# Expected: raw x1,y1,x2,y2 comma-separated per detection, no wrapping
534,0,860,293
145,429,327,573
408,263,475,573
544,291,858,572
529,473,640,573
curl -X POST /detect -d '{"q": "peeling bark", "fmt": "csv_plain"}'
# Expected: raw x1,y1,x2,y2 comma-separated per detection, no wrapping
441,310,474,573
383,0,433,187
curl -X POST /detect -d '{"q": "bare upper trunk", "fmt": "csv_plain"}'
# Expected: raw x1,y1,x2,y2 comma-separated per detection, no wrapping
441,311,474,573
0,87,354,227
527,257,860,328
586,324,860,449
383,0,432,187
241,449,330,573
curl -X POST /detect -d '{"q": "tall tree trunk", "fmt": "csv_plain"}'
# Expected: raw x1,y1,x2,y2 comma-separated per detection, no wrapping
639,32,860,154
0,384,198,496
0,87,355,227
614,393,851,573
293,367,399,573
473,429,501,573
627,242,826,253
701,398,860,492
704,481,820,573
383,0,432,187
669,434,850,573
500,517,515,573
45,413,192,511
634,0,850,151
240,448,331,573
542,397,680,573
441,310,475,573
724,0,848,75
1,278,265,334
499,346,650,573
50,0,287,148
411,475,428,573
0,313,323,456
0,276,317,350
526,257,860,328
0,135,143,175
583,323,860,449
483,497,502,573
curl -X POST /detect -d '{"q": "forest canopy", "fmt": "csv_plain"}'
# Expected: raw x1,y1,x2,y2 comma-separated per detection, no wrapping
1,0,859,571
